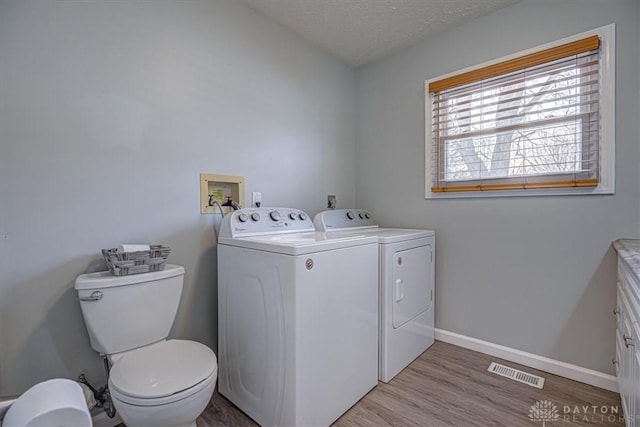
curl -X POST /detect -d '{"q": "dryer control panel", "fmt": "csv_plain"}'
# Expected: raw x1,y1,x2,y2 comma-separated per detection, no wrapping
219,208,315,237
313,209,378,231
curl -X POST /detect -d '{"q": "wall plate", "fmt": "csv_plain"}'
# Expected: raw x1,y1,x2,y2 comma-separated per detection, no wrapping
201,173,245,214
327,195,336,209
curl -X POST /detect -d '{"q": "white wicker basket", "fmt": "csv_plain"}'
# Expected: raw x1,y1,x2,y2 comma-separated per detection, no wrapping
101,245,171,276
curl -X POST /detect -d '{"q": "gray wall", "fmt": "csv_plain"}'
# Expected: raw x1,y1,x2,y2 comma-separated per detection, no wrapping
0,0,355,394
355,0,640,374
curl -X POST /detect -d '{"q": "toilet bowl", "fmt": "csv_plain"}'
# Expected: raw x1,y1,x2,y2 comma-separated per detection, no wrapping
107,340,217,427
1,379,92,427
75,265,217,427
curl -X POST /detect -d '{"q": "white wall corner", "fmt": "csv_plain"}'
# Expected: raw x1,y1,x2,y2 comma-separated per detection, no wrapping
435,328,618,393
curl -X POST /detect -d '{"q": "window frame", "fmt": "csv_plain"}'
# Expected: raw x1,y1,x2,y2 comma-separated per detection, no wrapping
424,23,615,199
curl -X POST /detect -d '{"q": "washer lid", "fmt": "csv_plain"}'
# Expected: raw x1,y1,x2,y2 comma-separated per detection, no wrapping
218,231,378,256
109,340,217,399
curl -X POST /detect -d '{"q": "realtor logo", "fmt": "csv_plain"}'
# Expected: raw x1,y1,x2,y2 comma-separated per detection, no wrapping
529,400,560,426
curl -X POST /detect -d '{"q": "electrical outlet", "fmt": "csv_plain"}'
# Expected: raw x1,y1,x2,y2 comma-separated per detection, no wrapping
252,192,262,207
327,195,336,209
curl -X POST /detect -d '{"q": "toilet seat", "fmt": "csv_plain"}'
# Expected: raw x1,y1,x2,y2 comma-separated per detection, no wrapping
109,369,217,407
109,339,217,406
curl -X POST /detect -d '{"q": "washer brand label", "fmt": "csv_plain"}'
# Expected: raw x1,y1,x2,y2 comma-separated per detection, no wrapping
305,258,314,270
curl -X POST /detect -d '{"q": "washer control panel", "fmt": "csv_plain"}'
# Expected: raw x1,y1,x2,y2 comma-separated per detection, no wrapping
313,209,378,231
219,207,315,237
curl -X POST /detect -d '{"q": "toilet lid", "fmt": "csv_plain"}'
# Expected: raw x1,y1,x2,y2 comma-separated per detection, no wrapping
109,340,217,399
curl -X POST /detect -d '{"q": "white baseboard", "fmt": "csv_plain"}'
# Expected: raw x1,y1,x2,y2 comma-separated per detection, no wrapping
435,328,618,393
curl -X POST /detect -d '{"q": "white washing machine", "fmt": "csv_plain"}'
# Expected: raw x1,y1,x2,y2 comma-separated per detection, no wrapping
314,209,435,383
217,207,379,427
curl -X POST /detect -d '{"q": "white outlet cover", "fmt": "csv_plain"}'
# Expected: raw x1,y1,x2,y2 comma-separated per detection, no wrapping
327,195,336,209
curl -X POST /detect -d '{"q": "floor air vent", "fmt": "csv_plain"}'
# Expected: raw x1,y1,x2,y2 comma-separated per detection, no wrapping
487,362,545,389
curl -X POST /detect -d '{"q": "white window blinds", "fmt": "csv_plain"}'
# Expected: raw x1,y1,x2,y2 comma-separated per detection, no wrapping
429,35,601,193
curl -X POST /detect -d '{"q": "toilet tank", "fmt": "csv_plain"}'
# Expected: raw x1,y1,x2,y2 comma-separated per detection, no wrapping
75,265,185,355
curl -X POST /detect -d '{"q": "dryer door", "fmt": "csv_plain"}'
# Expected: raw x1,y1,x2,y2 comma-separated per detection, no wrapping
392,245,432,329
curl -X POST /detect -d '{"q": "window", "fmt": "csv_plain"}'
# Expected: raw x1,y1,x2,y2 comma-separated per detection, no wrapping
425,24,614,198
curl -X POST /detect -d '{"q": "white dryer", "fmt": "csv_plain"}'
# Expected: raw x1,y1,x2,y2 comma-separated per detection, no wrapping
217,208,379,427
314,209,435,383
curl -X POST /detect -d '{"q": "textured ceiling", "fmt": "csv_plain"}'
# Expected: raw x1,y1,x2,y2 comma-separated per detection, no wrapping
238,0,520,67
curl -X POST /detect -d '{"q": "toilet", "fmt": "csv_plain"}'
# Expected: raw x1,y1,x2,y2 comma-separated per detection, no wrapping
75,264,217,427
1,379,92,427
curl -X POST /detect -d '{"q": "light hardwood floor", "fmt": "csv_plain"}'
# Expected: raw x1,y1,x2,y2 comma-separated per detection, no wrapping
197,341,623,427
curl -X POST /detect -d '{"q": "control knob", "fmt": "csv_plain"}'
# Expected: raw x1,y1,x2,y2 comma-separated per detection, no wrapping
289,212,297,220
298,212,307,220
346,211,355,220
270,211,281,221
238,213,248,223
251,213,261,222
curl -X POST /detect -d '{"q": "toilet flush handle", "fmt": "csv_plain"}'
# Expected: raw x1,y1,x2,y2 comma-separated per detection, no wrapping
78,291,103,302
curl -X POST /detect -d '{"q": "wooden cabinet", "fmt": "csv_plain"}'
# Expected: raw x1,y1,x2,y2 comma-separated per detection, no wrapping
615,255,640,427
